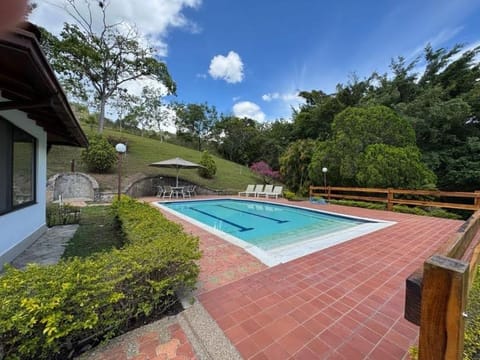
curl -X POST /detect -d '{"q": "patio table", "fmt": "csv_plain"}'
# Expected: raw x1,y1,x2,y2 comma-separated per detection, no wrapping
171,186,184,198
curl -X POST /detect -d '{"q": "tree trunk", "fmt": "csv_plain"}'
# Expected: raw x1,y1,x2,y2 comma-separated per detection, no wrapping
98,97,106,133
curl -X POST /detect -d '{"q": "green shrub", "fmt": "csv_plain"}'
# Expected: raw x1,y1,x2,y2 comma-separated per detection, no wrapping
46,203,81,227
198,150,216,178
81,134,117,173
393,205,462,219
284,190,303,201
329,199,387,210
0,197,200,359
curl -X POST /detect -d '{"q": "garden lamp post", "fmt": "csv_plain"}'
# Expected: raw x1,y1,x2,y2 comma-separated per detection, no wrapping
115,143,127,201
322,167,328,195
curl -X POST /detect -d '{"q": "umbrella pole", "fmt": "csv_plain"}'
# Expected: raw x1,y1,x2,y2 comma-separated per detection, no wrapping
176,167,179,187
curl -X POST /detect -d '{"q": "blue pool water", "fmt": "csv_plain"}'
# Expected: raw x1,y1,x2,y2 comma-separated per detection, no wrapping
161,199,370,251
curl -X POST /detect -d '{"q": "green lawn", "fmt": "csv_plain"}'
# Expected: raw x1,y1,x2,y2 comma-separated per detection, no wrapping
48,126,262,191
62,206,125,259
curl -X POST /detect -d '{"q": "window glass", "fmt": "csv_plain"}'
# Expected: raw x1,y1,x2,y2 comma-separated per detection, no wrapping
12,127,35,206
0,120,11,213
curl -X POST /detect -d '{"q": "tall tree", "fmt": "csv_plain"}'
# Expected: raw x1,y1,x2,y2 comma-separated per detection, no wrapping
174,103,218,151
257,120,295,169
279,139,317,194
309,105,417,186
212,116,261,164
128,86,168,137
40,0,175,133
293,90,344,140
355,144,436,189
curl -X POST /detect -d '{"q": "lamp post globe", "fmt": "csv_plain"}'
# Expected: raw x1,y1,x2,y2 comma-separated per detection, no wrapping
115,143,127,201
115,143,126,154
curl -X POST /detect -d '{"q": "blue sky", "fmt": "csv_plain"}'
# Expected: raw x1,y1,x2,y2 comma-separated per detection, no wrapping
32,0,480,123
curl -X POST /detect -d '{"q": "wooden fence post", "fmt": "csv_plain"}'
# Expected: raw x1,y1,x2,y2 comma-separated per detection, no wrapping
387,188,393,211
475,190,480,209
419,255,468,360
327,186,331,201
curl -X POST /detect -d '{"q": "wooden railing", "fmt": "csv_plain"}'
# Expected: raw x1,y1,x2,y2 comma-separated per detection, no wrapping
404,210,480,359
309,186,480,212
308,186,480,358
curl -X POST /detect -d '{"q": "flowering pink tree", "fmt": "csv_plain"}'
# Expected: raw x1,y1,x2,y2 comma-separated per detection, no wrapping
250,161,281,184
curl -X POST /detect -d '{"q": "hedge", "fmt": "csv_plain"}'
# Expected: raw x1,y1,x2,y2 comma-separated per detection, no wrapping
0,196,201,360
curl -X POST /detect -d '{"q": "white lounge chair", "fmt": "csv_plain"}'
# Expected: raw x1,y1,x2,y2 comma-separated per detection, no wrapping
239,184,255,197
267,186,283,199
252,184,264,197
257,184,274,197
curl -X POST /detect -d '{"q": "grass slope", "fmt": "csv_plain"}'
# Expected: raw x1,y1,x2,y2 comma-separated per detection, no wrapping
48,127,262,191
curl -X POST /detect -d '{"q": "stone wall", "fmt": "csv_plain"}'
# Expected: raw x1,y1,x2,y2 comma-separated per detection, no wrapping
47,173,99,202
125,175,231,198
47,173,235,204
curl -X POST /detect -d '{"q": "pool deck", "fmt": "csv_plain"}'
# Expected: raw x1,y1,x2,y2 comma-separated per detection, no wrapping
140,195,463,359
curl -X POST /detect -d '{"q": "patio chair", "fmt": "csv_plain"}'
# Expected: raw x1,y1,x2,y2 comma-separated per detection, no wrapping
163,185,173,199
238,184,255,197
185,185,196,197
267,186,283,199
155,185,165,198
257,184,274,197
253,184,265,197
183,185,196,198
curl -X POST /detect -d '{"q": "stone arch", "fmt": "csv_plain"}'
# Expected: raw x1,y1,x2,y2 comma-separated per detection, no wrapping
47,172,99,202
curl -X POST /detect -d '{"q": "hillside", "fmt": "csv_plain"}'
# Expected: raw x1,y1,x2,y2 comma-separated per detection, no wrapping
47,127,262,192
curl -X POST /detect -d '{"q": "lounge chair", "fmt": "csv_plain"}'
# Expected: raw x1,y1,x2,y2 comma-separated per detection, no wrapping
257,184,274,197
252,184,265,197
239,184,255,197
266,186,283,199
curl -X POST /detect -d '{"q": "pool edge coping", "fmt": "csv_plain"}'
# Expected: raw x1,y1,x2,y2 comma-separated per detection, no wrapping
153,198,396,267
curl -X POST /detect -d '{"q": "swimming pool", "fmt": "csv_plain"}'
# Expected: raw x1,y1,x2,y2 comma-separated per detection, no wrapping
155,199,394,266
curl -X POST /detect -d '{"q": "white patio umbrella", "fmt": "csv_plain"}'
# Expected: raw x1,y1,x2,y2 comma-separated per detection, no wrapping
149,157,205,187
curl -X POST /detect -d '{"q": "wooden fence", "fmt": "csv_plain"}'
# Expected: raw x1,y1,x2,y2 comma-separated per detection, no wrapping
404,210,480,359
309,186,480,212
308,186,480,358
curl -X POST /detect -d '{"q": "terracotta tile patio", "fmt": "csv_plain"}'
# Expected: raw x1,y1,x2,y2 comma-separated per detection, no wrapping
148,196,463,359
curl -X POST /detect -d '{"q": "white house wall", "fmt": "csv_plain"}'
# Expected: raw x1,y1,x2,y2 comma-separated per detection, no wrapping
0,106,47,268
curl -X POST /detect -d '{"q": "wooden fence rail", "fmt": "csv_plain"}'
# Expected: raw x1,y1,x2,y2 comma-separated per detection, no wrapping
308,186,480,358
404,210,480,359
309,186,480,212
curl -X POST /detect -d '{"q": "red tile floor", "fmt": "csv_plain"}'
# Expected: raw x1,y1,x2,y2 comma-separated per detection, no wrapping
86,321,196,360
148,196,462,359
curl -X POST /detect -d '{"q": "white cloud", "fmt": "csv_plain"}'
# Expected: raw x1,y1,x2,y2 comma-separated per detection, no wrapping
232,96,241,102
30,0,201,56
262,93,279,101
196,73,207,79
233,101,265,122
262,91,300,102
208,51,244,83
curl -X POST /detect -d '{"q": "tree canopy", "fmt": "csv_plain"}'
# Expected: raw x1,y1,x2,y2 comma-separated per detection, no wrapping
40,0,175,133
